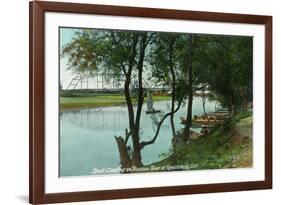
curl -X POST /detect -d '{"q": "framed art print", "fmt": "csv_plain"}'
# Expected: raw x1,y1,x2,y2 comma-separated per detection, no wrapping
29,1,272,204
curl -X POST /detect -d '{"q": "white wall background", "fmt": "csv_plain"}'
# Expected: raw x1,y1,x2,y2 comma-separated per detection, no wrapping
0,0,279,204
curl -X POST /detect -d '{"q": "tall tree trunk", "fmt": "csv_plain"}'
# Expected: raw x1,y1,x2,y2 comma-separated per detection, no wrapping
125,70,142,167
169,39,176,138
116,34,143,168
124,72,142,167
202,97,207,117
183,88,193,141
114,136,132,169
135,34,147,135
183,35,194,142
132,34,148,168
241,87,248,111
201,88,209,122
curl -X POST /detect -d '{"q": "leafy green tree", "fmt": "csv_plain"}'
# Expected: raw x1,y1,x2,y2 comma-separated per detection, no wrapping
195,35,253,113
149,33,210,142
148,33,185,140
61,29,106,75
62,29,181,168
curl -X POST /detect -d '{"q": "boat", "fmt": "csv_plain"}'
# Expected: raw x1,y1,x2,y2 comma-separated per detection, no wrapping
146,91,160,114
146,108,161,114
180,111,230,127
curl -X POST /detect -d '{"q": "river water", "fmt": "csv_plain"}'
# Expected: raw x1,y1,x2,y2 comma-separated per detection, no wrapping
60,97,217,177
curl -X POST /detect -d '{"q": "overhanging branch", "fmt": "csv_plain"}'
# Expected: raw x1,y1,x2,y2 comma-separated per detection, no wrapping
193,83,209,92
140,101,182,149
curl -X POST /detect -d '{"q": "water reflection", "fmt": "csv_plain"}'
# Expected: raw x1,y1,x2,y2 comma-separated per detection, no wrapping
60,97,216,176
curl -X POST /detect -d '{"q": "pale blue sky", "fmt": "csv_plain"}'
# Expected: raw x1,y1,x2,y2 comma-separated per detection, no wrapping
60,28,78,89
60,27,77,49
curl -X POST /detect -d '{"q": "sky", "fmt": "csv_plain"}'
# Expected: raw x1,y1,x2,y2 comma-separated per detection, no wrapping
60,28,77,89
59,27,151,90
60,27,135,90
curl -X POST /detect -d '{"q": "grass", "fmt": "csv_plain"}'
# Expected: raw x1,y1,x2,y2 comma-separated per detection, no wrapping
151,111,253,170
60,94,171,110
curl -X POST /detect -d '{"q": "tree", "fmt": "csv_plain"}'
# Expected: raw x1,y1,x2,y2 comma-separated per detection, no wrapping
102,30,153,168
61,29,105,75
195,35,253,113
62,29,182,169
149,33,208,142
148,33,185,140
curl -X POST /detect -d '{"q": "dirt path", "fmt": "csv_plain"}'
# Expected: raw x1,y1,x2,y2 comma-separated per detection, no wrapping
230,116,253,167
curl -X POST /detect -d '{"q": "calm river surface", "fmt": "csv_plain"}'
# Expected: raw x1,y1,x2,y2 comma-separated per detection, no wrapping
60,97,217,177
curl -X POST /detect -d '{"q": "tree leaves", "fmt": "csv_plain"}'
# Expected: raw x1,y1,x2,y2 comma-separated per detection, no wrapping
62,28,253,112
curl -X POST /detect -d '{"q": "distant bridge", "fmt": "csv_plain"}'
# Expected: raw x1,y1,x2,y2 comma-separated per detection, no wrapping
65,73,170,92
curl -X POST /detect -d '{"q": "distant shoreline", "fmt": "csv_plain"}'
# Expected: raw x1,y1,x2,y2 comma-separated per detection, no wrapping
60,94,170,111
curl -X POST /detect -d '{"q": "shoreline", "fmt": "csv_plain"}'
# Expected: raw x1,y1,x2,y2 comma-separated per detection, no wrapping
60,102,128,112
150,112,253,170
60,95,171,112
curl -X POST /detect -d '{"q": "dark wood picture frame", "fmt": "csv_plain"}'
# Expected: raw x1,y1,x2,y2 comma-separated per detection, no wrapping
29,1,272,204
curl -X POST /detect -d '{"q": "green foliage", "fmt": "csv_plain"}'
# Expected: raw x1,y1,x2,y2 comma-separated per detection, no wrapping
62,28,253,113
147,33,199,105
194,35,253,111
152,111,252,170
61,29,107,75
61,29,154,79
222,111,252,132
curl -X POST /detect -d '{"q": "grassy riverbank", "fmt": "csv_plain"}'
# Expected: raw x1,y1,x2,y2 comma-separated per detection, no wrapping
60,94,170,111
151,111,253,170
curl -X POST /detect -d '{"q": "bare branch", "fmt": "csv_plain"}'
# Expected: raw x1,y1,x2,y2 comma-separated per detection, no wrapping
140,101,182,149
144,33,155,47
193,83,209,92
